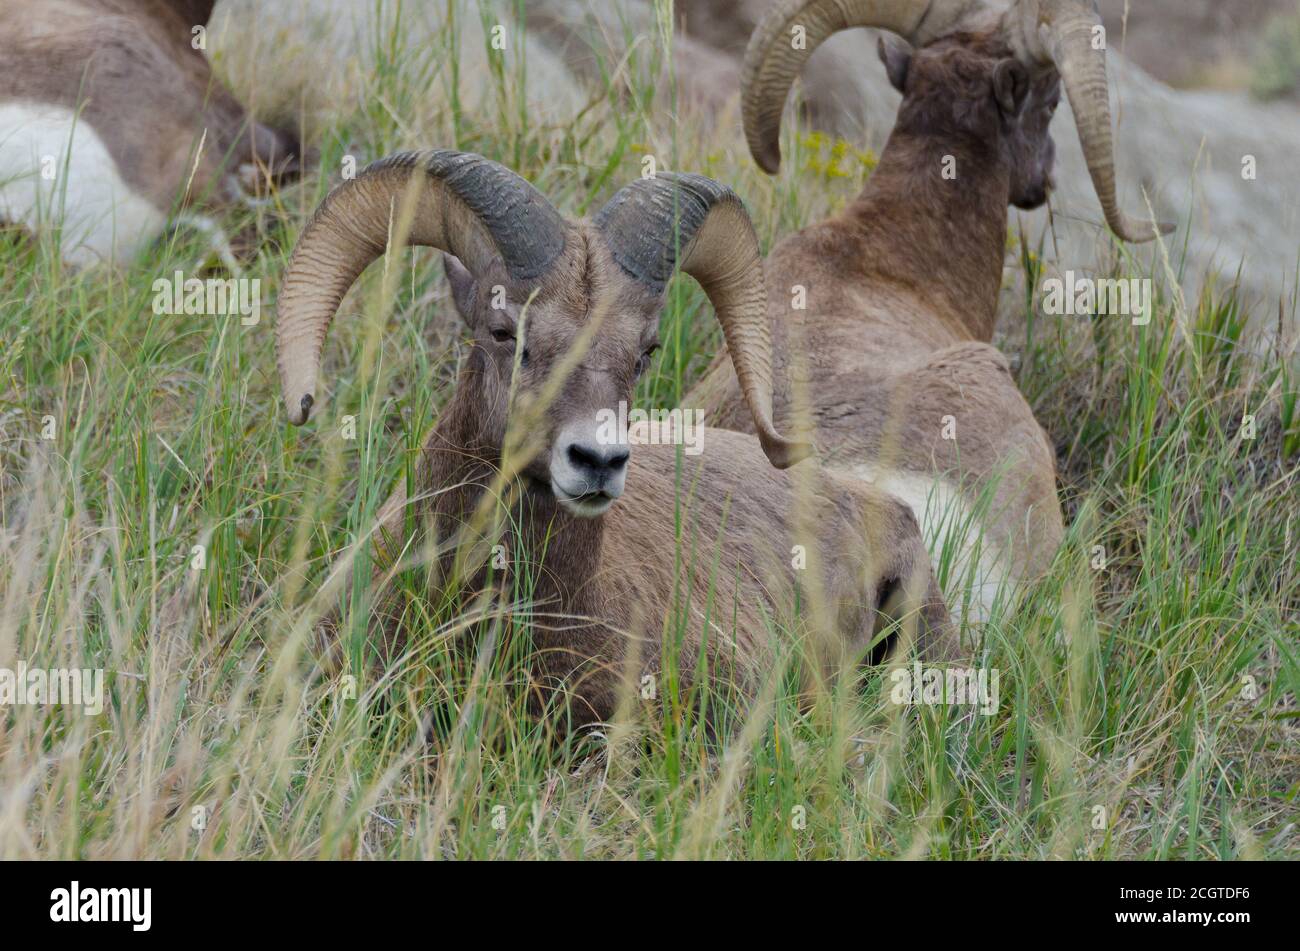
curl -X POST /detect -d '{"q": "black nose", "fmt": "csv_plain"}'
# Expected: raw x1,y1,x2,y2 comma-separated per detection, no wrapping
566,441,629,483
1014,185,1048,210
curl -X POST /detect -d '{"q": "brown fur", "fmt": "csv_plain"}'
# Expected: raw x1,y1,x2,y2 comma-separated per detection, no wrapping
323,223,952,727
689,32,1067,594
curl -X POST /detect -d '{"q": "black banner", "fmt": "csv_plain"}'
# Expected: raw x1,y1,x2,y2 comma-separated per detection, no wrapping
3,860,1277,937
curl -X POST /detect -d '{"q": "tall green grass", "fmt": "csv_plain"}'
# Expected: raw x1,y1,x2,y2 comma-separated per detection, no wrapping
0,1,1295,859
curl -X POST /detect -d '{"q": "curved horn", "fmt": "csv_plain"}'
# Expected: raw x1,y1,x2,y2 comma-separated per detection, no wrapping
1008,0,1173,243
741,0,990,174
594,173,812,470
275,150,566,424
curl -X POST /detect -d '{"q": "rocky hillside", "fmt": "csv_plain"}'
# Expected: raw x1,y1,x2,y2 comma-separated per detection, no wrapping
1097,0,1298,92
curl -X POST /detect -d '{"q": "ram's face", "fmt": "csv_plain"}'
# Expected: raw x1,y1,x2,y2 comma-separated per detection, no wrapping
999,69,1061,210
445,248,663,517
275,152,794,496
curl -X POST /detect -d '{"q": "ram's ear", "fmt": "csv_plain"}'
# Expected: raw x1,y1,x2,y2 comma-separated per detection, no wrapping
443,254,477,326
878,35,913,94
993,59,1031,119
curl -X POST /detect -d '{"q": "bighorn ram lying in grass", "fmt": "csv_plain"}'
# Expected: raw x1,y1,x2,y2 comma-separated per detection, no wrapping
690,0,1172,622
276,150,951,725
0,0,302,266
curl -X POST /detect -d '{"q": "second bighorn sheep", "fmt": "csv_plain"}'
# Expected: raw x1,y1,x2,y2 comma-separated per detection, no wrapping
0,0,303,266
690,0,1172,622
276,150,952,725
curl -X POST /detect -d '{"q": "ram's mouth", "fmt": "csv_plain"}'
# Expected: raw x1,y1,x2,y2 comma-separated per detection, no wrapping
551,483,617,518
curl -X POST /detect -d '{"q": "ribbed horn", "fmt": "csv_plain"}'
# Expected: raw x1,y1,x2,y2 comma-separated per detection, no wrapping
741,0,990,174
1007,0,1174,242
595,173,812,469
275,150,566,425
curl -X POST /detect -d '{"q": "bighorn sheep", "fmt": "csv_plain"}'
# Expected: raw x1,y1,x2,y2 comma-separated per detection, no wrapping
276,149,951,725
0,0,303,266
689,0,1172,622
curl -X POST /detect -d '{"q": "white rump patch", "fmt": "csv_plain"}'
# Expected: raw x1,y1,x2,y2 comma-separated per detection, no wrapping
851,465,1012,626
0,102,167,266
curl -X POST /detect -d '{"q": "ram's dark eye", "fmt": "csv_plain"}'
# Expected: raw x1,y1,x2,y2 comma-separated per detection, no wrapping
635,344,659,377
490,328,515,344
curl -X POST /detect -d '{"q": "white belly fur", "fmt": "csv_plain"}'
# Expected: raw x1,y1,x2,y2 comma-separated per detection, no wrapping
851,464,1012,626
0,101,166,266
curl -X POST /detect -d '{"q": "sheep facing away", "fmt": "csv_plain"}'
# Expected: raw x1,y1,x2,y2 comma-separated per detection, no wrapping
688,0,1169,624
275,150,953,726
0,0,304,266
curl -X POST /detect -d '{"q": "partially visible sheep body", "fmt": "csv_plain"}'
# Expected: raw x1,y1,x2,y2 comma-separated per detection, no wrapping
0,103,168,267
0,0,301,265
